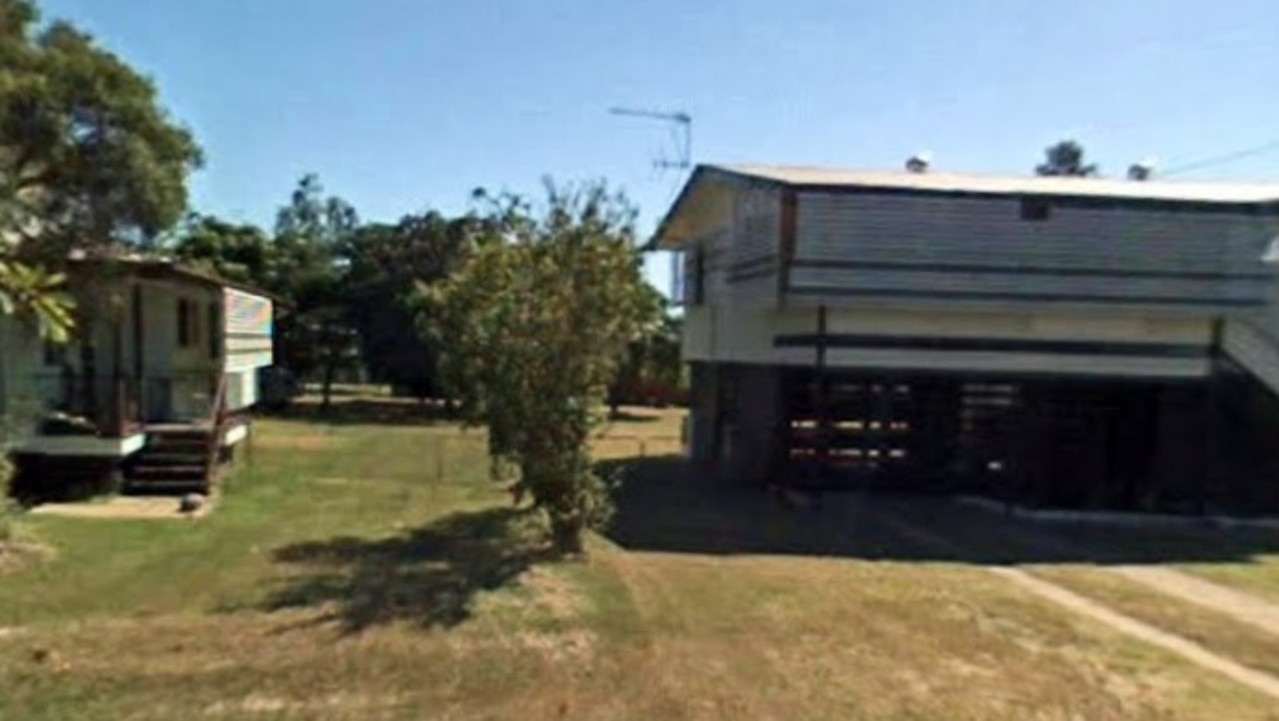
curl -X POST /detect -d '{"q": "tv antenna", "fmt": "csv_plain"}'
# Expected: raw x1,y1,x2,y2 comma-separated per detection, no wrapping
609,106,693,172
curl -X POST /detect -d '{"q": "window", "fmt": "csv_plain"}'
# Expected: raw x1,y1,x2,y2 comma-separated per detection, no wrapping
177,297,201,348
1020,197,1052,221
177,298,191,347
208,301,221,360
691,248,706,305
43,339,68,367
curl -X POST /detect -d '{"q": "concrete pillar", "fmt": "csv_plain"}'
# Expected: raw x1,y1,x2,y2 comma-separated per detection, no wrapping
726,365,782,486
686,362,719,463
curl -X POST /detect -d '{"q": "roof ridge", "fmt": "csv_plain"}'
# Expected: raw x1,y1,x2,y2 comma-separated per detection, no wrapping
704,163,1279,203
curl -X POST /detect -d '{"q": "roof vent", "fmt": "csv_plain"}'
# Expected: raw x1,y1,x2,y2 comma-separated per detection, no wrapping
905,153,931,173
1127,159,1156,181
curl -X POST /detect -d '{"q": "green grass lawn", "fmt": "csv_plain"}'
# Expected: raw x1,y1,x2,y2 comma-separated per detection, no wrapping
3,405,1279,720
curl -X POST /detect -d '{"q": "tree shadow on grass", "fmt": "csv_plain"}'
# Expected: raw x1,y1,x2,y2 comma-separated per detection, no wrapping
605,409,664,424
601,456,1279,567
264,507,557,632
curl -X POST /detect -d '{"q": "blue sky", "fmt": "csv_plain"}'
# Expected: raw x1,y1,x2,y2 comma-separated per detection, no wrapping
37,0,1279,292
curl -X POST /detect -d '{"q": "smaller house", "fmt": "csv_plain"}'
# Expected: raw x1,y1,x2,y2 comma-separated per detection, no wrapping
0,255,277,499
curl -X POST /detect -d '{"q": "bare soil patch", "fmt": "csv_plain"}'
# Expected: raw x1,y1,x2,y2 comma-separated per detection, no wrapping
29,495,215,520
0,541,55,574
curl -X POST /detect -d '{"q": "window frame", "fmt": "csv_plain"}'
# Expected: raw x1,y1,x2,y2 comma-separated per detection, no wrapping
177,298,191,348
1020,197,1053,222
208,301,221,360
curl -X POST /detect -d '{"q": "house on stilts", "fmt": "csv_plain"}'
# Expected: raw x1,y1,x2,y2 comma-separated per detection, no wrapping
656,163,1279,516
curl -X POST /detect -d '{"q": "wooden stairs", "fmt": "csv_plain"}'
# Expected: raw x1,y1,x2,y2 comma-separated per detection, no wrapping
123,424,221,494
123,374,231,496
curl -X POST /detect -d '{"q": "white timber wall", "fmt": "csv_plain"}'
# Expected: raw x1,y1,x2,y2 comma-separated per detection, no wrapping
726,185,781,306
789,191,1276,312
223,288,274,410
684,304,1215,378
681,183,782,309
138,280,222,420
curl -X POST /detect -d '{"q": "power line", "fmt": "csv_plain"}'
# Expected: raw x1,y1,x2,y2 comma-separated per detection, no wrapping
1161,139,1279,177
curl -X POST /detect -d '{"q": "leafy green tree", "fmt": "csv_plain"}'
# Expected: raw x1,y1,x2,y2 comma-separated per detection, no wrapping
343,211,477,400
2,0,199,345
0,260,73,341
607,285,678,414
1035,140,1099,177
169,214,274,288
271,174,360,409
424,181,654,553
0,0,202,251
169,178,362,411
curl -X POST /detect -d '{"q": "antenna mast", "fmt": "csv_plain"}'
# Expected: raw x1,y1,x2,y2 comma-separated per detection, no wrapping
608,106,693,171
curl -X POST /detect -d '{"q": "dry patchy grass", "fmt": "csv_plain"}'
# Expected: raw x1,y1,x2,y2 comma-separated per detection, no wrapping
1033,565,1279,680
1179,559,1279,607
3,403,1279,719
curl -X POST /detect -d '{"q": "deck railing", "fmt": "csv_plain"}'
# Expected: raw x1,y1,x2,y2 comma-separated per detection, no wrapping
141,371,222,423
28,372,142,437
28,370,223,436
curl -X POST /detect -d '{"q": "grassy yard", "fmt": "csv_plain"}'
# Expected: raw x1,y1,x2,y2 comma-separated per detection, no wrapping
3,404,1279,719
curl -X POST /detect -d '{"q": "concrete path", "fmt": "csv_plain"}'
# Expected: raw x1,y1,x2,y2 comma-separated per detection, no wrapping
29,494,214,519
876,506,1279,702
1111,564,1279,637
946,495,1279,640
993,567,1279,700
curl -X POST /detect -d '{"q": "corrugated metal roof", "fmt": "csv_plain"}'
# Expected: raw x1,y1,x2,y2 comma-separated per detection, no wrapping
66,250,282,304
716,163,1279,204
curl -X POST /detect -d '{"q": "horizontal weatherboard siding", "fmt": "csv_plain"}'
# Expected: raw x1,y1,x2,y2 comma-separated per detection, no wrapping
731,186,780,267
790,190,1276,312
726,255,776,284
789,259,1273,282
774,333,1209,358
788,285,1262,308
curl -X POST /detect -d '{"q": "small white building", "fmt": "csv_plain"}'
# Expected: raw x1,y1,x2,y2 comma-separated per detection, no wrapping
0,256,277,497
656,163,1279,515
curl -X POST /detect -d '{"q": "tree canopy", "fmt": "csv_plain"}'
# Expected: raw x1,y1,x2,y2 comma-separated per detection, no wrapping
343,211,477,398
1035,140,1099,177
423,181,658,553
0,0,202,249
1,0,200,338
170,214,275,288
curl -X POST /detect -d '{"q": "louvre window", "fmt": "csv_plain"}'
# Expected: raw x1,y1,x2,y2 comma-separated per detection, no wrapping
1020,197,1052,221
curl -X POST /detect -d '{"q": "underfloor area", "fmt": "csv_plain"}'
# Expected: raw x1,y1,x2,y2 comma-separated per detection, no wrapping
694,362,1279,516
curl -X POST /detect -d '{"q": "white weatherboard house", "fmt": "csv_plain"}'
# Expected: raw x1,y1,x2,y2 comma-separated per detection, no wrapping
0,256,276,497
657,163,1279,516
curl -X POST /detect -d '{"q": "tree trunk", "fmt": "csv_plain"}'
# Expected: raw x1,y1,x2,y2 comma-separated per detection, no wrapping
608,388,621,420
549,514,585,556
321,358,336,413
